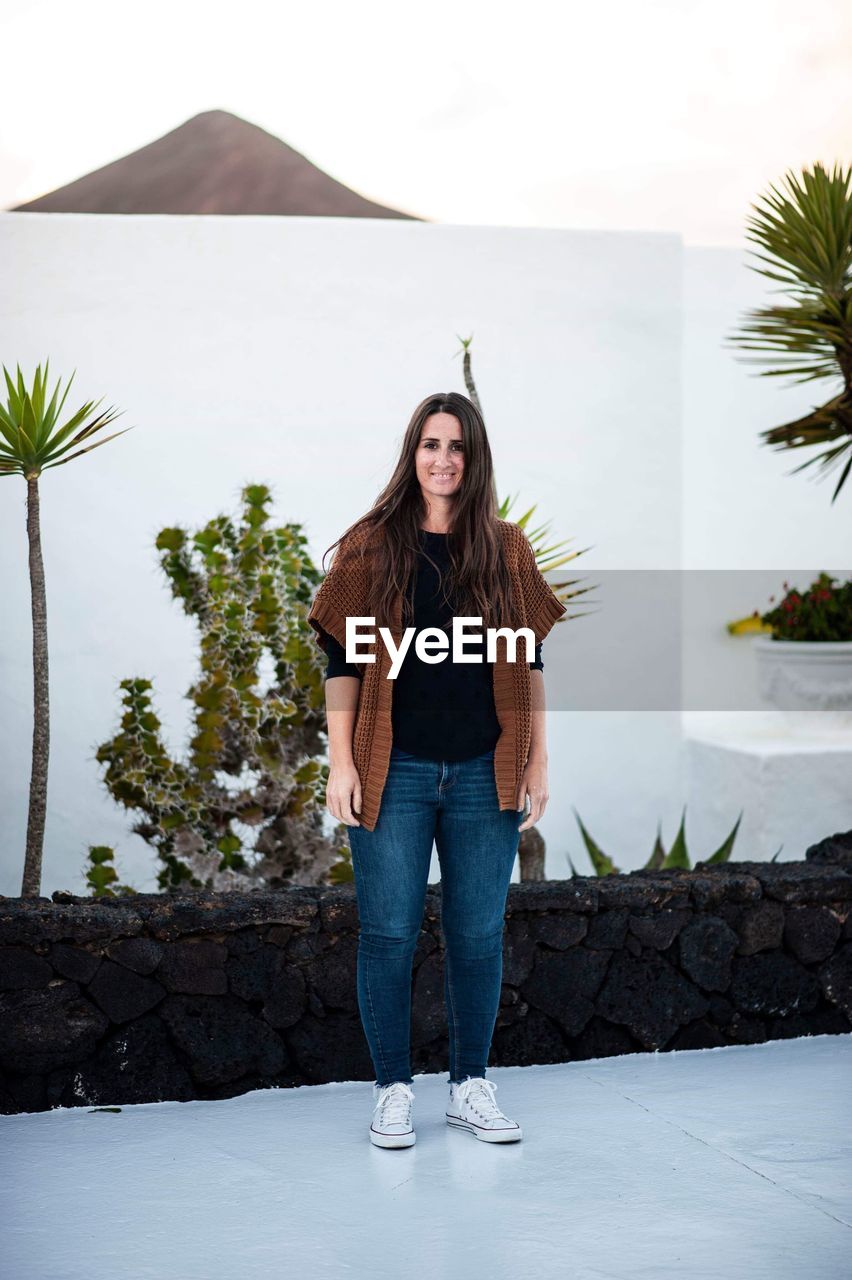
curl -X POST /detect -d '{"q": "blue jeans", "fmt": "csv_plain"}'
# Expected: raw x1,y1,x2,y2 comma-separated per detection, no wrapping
347,745,522,1088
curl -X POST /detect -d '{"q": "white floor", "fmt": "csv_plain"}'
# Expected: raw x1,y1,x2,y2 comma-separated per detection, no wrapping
2,1036,850,1280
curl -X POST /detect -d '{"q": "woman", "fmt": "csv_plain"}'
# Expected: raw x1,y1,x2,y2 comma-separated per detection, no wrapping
307,391,565,1149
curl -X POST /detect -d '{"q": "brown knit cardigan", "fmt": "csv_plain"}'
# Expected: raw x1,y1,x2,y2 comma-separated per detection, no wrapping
306,519,567,831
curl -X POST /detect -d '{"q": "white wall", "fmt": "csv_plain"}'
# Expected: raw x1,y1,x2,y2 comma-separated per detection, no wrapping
4,211,817,897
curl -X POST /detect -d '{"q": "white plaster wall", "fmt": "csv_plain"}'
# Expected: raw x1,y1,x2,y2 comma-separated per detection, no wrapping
2,211,679,894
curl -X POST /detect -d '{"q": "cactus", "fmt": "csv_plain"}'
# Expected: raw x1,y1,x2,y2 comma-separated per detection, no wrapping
95,484,347,891
84,845,137,897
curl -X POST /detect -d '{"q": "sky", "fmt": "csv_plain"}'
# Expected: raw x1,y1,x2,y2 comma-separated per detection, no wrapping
2,0,851,244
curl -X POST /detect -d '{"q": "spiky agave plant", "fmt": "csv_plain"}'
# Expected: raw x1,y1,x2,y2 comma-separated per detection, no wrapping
569,806,745,876
0,361,129,896
727,162,852,503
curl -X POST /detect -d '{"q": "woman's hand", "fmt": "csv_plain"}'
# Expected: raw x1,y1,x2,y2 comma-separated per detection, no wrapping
516,753,549,832
325,675,362,826
326,759,363,827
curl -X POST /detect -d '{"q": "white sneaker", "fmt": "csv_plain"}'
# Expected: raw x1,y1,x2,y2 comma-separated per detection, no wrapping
370,1081,416,1148
446,1077,522,1143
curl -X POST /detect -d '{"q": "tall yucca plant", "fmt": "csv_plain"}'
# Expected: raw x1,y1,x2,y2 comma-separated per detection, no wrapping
0,361,129,896
727,162,852,502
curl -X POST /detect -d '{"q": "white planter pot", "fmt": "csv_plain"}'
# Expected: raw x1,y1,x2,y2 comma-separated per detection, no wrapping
753,636,852,735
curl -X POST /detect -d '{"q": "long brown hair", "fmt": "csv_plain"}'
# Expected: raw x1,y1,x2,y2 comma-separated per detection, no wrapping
321,391,516,631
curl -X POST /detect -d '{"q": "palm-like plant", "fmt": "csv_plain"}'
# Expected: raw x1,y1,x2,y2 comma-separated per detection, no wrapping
0,361,129,896
455,332,593,613
496,491,594,615
727,162,852,502
454,334,595,881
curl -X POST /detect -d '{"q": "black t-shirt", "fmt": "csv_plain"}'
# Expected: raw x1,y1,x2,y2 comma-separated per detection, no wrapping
320,528,543,762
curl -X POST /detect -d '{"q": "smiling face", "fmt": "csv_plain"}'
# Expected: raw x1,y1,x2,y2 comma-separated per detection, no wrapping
414,412,465,505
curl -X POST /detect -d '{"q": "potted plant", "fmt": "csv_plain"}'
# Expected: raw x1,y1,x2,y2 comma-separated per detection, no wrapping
748,574,852,731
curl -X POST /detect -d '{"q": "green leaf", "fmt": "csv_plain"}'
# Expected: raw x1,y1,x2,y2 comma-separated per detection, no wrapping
42,427,132,469
704,812,742,864
573,808,619,876
87,845,116,865
3,365,22,420
662,808,690,869
643,822,666,870
831,450,852,504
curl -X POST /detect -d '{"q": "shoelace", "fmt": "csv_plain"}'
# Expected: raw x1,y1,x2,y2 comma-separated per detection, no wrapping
455,1077,507,1121
375,1082,414,1126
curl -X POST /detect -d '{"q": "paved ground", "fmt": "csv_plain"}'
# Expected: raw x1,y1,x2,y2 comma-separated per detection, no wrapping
2,1034,850,1279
